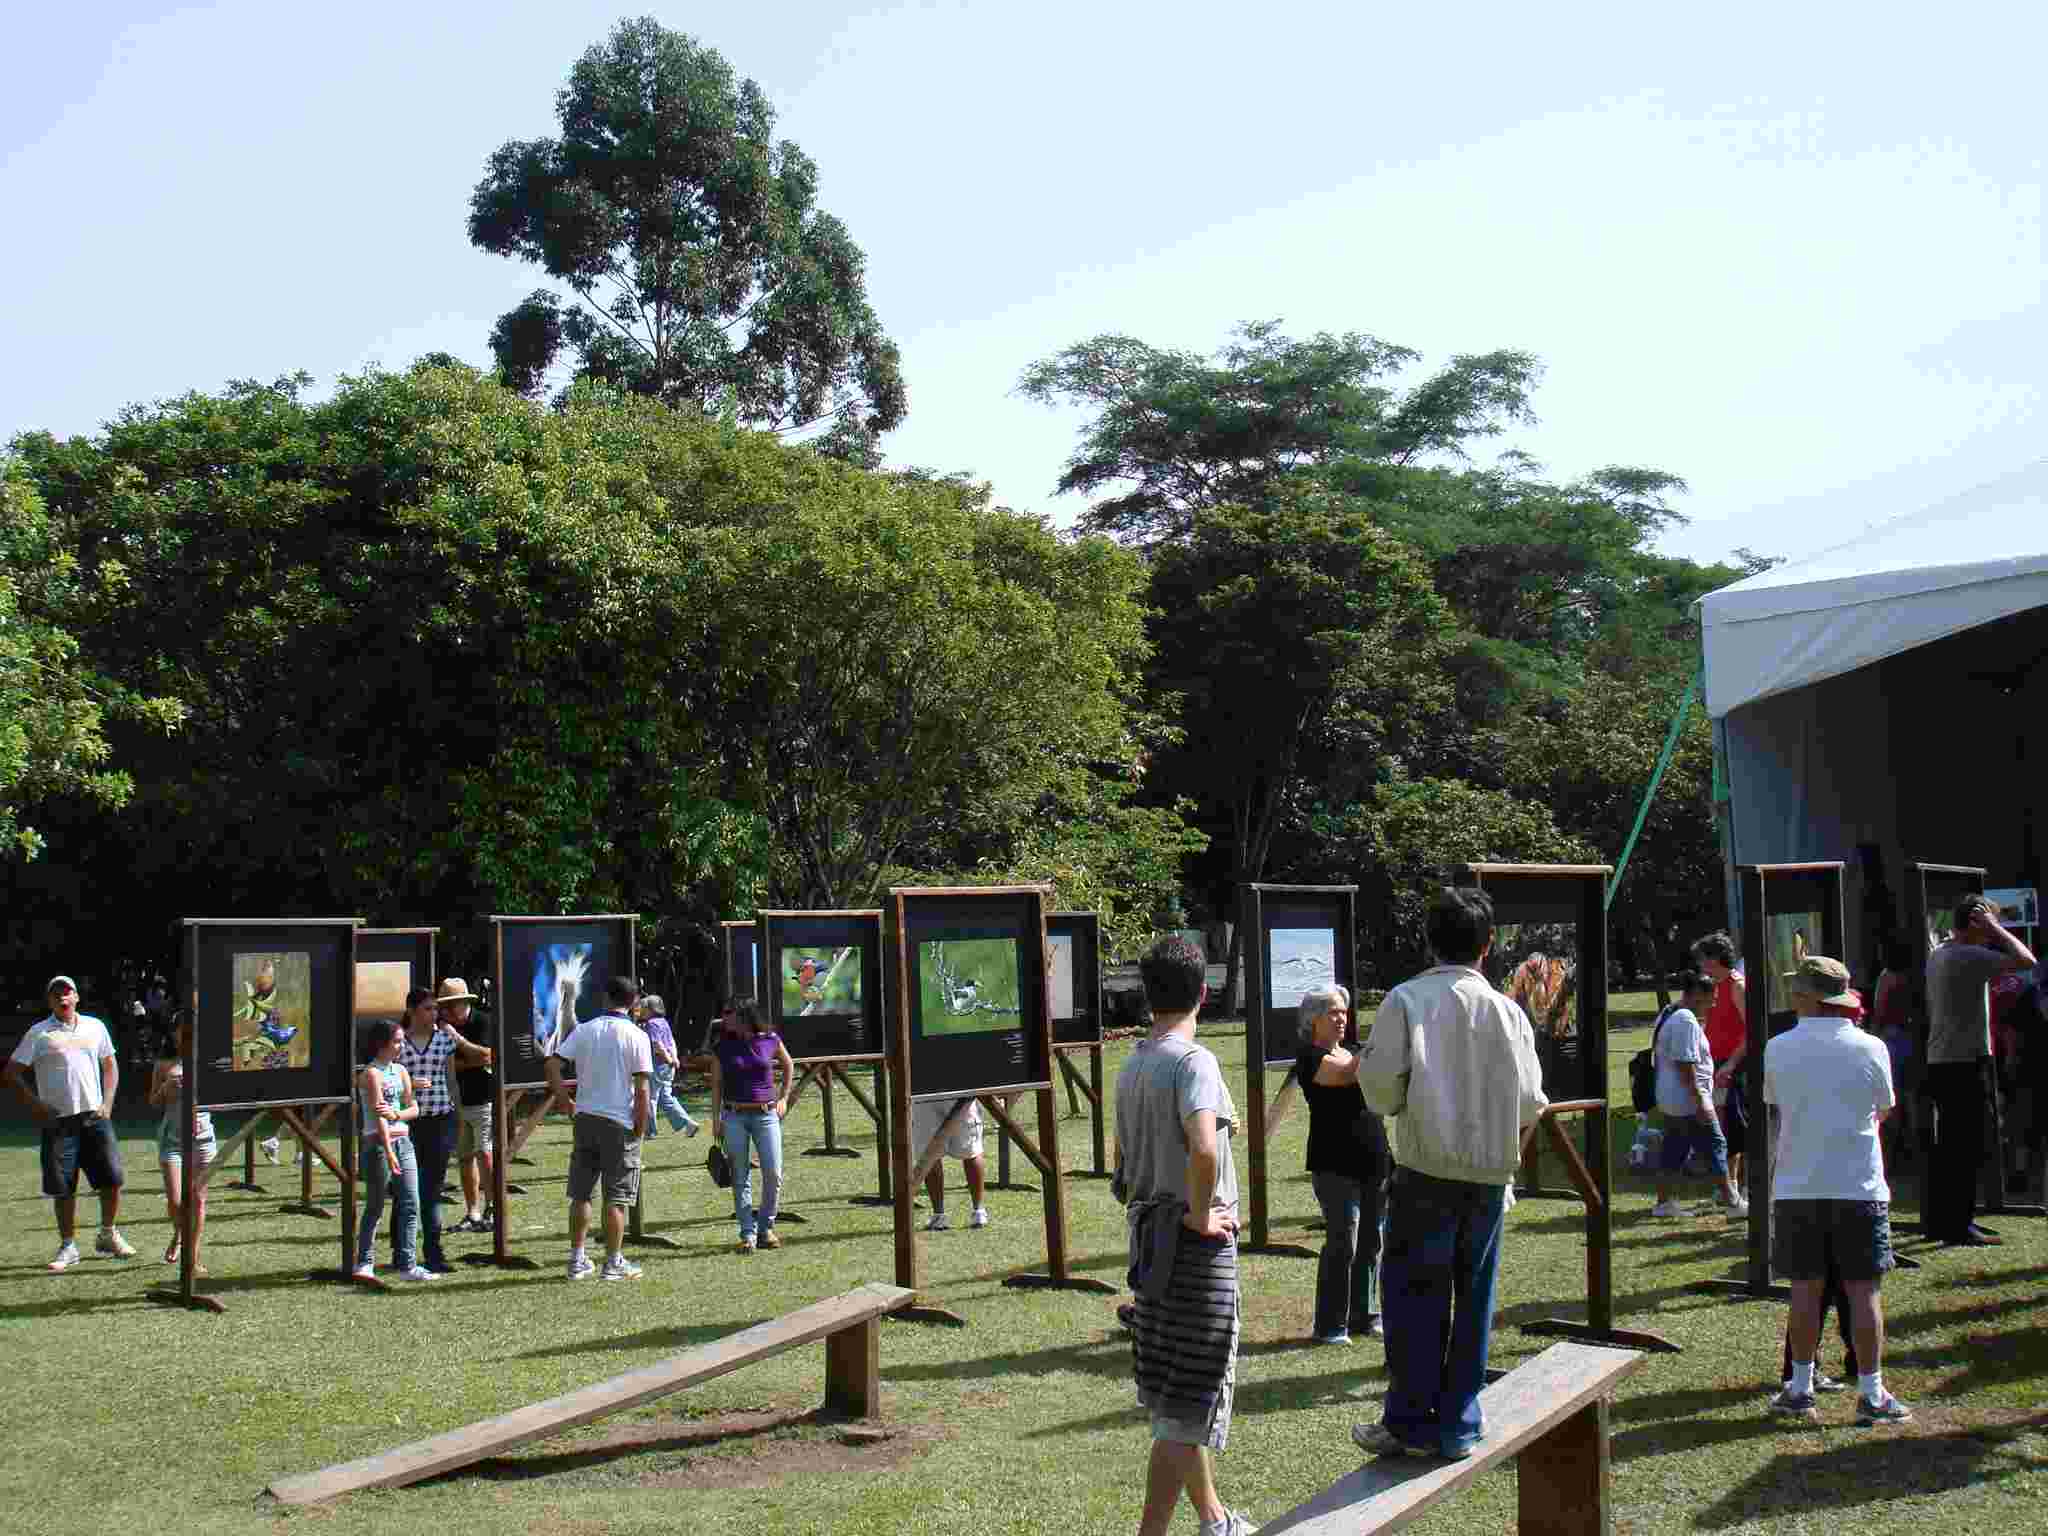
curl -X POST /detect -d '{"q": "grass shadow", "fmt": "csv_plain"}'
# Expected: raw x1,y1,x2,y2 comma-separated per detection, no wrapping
1692,1421,2048,1527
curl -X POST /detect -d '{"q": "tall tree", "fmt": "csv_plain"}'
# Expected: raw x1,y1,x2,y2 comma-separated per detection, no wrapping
469,17,906,461
1017,320,1537,543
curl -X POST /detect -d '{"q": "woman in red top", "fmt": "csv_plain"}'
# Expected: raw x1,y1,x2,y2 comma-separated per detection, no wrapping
1692,932,1749,1198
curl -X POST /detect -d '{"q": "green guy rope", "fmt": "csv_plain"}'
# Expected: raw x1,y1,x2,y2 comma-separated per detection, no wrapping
1605,665,1701,911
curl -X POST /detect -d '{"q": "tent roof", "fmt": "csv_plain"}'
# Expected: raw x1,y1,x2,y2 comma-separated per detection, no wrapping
1700,457,2048,716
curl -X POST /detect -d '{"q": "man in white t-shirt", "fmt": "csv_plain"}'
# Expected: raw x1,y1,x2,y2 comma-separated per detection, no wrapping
3,975,136,1270
1649,972,1747,1219
546,974,652,1282
910,1096,989,1231
1764,955,1909,1426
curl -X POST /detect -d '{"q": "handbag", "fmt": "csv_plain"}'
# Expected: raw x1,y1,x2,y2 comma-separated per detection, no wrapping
707,1141,732,1189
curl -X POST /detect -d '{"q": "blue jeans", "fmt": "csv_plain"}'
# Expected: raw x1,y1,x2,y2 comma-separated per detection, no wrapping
1310,1170,1385,1339
409,1110,456,1266
648,1063,697,1136
358,1135,420,1271
1379,1167,1508,1457
722,1109,783,1239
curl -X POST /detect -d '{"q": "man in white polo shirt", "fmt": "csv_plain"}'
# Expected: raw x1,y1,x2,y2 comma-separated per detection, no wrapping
1764,955,1909,1426
3,975,135,1270
546,974,652,1281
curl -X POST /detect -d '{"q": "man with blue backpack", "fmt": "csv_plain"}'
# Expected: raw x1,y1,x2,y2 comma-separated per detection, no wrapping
1648,971,1748,1219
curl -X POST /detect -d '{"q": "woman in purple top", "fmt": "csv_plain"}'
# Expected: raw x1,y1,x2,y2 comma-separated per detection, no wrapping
633,994,700,1139
710,1002,794,1253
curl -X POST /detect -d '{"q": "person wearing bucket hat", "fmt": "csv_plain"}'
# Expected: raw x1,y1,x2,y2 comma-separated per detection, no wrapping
1763,953,1910,1426
1924,896,2035,1248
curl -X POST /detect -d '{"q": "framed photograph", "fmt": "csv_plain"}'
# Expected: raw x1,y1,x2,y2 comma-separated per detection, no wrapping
185,919,359,1111
760,910,884,1061
721,920,759,1004
492,915,637,1089
1456,864,1612,1105
1987,887,2038,936
1047,911,1102,1046
890,887,1051,1099
355,928,437,1043
1240,886,1357,1066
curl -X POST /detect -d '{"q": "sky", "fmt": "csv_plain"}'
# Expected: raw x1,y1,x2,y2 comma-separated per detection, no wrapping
4,1,2041,569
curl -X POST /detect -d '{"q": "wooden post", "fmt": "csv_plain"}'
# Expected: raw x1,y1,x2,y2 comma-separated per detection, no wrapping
873,1062,892,1202
888,894,918,1294
1243,891,1271,1250
1037,1083,1069,1281
1516,1396,1612,1536
823,1318,880,1418
1089,1044,1107,1176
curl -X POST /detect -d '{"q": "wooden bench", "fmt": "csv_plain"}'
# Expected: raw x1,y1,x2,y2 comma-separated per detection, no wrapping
1255,1341,1643,1535
267,1281,915,1506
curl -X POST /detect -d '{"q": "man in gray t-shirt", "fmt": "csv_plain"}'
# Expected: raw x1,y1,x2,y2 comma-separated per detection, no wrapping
1113,935,1250,1536
1922,895,2035,1246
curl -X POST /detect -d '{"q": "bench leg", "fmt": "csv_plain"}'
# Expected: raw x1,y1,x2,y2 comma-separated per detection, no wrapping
1517,1396,1611,1536
823,1317,880,1419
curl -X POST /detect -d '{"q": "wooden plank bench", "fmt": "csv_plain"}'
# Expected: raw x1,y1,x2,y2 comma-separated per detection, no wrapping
267,1281,915,1506
1255,1341,1643,1535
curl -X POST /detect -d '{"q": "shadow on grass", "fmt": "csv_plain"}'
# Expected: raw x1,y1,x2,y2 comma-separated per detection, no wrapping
509,1319,757,1364
1691,1419,2048,1527
0,1290,161,1320
414,1405,834,1488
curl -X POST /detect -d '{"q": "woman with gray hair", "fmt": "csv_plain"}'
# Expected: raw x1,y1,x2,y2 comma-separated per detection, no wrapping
1294,983,1389,1344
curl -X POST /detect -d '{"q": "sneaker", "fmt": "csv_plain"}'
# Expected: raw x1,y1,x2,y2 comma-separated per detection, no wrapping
400,1265,440,1282
351,1262,376,1282
261,1136,281,1163
683,1120,702,1139
96,1228,136,1259
1354,1317,1384,1338
1649,1199,1687,1218
423,1257,456,1275
1116,1302,1138,1331
755,1228,781,1250
1351,1422,1433,1459
567,1252,597,1281
47,1241,81,1273
1727,1197,1751,1219
1314,1331,1353,1346
1857,1392,1913,1425
735,1236,755,1254
969,1206,990,1229
1198,1512,1255,1536
1813,1373,1848,1394
600,1254,643,1281
1769,1386,1818,1420
926,1211,951,1231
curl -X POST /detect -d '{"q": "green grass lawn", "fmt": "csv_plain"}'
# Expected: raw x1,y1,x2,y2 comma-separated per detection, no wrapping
4,1016,2047,1535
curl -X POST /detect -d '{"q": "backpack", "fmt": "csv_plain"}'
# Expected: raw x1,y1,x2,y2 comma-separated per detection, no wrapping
1629,1003,1678,1114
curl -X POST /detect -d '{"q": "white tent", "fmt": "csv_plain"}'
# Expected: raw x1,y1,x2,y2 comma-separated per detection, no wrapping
1699,459,2048,968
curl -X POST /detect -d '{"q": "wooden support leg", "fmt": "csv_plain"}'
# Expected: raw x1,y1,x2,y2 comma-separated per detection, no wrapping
1516,1396,1612,1536
1089,1045,1106,1177
823,1318,880,1418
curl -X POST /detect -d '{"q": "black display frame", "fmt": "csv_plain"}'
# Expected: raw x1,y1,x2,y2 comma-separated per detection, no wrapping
1046,911,1104,1047
721,919,759,1005
491,914,638,1092
354,927,437,1039
895,889,1052,1101
185,918,360,1113
759,909,886,1062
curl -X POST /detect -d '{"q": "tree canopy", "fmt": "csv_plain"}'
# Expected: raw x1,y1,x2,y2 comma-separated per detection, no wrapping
470,18,906,463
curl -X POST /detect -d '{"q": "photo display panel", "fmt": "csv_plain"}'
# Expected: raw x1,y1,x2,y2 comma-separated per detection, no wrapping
188,919,357,1110
1459,867,1608,1105
903,891,1050,1098
1760,870,1842,1038
355,929,435,1040
1247,887,1357,1065
722,920,759,1003
494,915,635,1088
1047,911,1103,1046
762,910,883,1060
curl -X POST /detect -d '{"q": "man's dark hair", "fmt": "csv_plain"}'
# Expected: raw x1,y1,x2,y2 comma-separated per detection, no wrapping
1425,887,1493,966
1674,968,1713,999
606,975,640,1008
1691,931,1738,968
1953,894,1995,932
1139,935,1206,1014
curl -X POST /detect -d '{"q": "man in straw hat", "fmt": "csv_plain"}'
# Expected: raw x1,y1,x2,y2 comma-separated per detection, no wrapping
1764,954,1910,1425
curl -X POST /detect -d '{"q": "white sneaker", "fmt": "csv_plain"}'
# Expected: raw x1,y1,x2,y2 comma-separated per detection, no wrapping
567,1251,597,1280
351,1262,376,1281
1649,1199,1686,1218
600,1255,642,1281
261,1136,281,1164
95,1228,136,1259
48,1241,81,1272
1726,1197,1751,1218
926,1211,951,1231
969,1206,990,1229
400,1265,439,1282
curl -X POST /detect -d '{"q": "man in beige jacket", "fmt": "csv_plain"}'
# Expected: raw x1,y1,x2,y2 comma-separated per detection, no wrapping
1352,888,1547,1462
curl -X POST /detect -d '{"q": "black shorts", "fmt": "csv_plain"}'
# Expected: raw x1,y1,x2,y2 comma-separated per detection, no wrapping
1717,1071,1750,1141
1772,1199,1893,1283
40,1113,125,1199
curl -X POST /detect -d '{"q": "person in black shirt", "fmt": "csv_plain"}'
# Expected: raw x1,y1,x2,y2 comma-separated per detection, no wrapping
1295,983,1389,1345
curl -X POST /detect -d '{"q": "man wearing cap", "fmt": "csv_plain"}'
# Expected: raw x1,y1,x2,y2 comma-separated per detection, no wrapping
1924,895,2036,1247
439,980,499,1234
3,976,135,1270
1764,955,1910,1425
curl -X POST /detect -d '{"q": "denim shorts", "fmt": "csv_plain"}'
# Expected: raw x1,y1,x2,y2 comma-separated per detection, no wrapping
1772,1199,1893,1282
41,1113,125,1198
